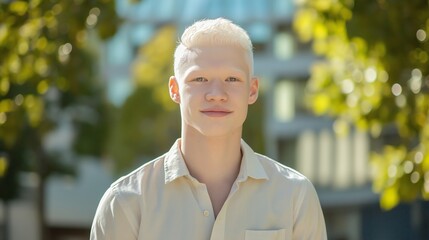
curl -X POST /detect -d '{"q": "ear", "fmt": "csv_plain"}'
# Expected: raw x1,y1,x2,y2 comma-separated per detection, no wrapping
169,76,181,104
248,77,259,105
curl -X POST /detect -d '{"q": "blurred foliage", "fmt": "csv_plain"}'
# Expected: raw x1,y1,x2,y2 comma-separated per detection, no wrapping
108,25,180,174
0,2,120,238
0,144,19,201
0,155,7,176
1,0,121,237
294,0,429,210
109,25,266,174
243,93,266,154
0,0,119,177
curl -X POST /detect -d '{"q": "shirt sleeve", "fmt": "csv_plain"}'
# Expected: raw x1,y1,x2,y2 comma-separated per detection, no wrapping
90,187,140,240
293,179,327,240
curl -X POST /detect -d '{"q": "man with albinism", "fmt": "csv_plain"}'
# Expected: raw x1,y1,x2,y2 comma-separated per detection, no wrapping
91,18,327,240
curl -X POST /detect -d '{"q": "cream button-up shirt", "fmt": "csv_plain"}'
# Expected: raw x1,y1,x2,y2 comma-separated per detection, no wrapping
90,139,327,240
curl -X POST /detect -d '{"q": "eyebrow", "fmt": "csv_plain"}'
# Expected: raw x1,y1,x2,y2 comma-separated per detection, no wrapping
184,66,247,79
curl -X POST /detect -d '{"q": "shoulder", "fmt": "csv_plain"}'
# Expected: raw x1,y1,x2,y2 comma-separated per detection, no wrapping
91,153,169,238
254,153,319,198
108,153,167,198
255,153,322,209
255,153,308,183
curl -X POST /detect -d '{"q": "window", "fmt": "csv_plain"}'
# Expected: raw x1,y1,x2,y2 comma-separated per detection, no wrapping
273,78,309,122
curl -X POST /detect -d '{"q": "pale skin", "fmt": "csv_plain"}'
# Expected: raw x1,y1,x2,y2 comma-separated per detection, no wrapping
169,46,259,217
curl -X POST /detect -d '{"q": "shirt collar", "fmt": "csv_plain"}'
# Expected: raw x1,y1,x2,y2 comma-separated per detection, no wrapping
237,139,269,182
164,139,269,184
164,139,190,183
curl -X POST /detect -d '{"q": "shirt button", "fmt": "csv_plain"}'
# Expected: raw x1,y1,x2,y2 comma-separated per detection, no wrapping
203,210,209,217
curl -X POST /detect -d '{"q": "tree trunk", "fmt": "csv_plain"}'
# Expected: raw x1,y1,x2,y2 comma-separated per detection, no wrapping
33,130,49,240
2,200,10,240
36,176,48,240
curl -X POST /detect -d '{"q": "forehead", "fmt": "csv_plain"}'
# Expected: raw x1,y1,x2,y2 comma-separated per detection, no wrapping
178,46,251,78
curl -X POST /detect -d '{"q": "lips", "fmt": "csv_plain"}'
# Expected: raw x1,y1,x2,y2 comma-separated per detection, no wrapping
200,108,232,117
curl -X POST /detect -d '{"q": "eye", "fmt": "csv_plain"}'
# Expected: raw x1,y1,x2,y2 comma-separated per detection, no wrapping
192,77,208,82
226,77,240,82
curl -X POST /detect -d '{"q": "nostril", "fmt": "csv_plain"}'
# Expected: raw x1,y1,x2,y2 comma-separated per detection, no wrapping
206,92,228,101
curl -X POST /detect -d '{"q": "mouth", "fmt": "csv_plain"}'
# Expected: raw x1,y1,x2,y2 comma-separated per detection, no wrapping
200,109,232,117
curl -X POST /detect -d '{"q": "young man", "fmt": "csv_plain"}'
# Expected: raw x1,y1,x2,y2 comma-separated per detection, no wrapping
91,18,327,240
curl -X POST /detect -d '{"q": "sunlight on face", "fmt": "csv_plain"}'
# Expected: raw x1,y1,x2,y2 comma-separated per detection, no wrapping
176,46,252,83
171,46,258,137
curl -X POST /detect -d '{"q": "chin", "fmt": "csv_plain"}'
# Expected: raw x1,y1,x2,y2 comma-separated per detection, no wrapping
195,125,243,138
183,119,244,138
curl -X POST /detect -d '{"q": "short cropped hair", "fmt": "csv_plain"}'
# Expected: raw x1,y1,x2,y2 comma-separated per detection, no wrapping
174,18,254,78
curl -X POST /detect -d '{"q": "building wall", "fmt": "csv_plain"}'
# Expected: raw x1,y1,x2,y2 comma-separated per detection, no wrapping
0,187,39,240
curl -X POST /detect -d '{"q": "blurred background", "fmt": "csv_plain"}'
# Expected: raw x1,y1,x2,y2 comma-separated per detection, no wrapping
1,0,429,239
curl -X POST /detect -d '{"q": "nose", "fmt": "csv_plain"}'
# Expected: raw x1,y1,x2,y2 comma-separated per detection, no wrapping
205,80,228,102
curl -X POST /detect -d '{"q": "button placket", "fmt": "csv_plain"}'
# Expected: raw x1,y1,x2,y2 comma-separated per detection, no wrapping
195,182,214,220
186,177,215,222
210,181,243,240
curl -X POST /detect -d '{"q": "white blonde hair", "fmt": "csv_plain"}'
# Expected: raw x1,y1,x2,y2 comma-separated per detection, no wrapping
174,18,254,77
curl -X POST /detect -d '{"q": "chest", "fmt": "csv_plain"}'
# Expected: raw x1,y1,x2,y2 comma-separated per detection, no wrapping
206,182,234,217
138,179,293,240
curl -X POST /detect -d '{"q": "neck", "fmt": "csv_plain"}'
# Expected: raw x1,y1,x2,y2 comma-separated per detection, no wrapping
180,127,242,185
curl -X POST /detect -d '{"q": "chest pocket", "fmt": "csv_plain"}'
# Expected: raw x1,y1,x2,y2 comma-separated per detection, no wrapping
245,229,286,240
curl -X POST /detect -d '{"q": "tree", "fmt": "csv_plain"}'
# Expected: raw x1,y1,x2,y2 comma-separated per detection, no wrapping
107,25,181,174
294,0,429,210
0,1,120,239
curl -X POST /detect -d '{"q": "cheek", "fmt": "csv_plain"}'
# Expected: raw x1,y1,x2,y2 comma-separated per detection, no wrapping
181,85,204,98
235,88,251,101
179,90,198,107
